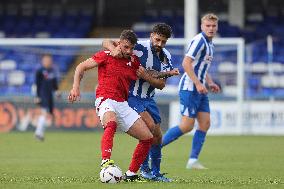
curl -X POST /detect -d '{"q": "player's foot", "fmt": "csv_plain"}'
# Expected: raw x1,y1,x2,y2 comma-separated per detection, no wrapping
153,173,172,182
140,167,155,180
186,160,208,169
34,134,44,142
123,173,147,182
100,159,114,169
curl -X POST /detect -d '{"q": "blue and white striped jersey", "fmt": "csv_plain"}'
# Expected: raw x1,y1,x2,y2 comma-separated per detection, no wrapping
130,40,173,98
179,32,214,91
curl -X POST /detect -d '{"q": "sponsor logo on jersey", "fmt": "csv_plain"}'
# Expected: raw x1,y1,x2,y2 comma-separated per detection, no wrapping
204,55,213,63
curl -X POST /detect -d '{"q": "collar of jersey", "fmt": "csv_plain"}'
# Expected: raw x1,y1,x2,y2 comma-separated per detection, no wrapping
149,40,166,62
201,32,211,43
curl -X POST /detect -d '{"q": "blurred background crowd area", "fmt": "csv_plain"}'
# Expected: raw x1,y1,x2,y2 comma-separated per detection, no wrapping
0,0,284,99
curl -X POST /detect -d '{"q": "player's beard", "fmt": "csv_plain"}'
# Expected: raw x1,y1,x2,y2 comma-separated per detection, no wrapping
121,51,130,59
153,45,162,52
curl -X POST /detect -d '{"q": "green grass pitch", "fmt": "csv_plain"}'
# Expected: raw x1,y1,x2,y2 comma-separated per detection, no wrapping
0,132,283,189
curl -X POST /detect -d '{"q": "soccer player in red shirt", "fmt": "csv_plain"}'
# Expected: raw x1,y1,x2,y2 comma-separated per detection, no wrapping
68,30,153,182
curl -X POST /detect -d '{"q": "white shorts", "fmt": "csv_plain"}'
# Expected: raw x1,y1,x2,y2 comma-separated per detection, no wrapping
95,97,141,132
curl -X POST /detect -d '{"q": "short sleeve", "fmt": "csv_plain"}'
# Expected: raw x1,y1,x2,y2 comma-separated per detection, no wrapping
91,51,108,65
185,38,205,60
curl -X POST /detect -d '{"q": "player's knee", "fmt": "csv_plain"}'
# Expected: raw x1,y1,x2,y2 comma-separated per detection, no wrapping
142,131,153,141
145,121,156,134
102,112,117,124
152,135,162,145
153,128,162,144
104,121,118,130
180,124,194,133
199,121,210,131
147,132,154,140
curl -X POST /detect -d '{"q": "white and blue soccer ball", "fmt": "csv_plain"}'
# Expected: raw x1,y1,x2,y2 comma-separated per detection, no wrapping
100,165,123,184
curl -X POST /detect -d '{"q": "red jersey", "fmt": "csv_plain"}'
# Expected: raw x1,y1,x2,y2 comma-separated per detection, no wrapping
92,50,140,102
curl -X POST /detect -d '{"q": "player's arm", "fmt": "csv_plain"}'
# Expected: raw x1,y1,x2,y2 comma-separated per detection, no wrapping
53,76,62,99
102,39,122,58
136,66,166,90
206,74,221,93
68,58,98,103
182,56,208,94
146,68,179,79
34,70,42,104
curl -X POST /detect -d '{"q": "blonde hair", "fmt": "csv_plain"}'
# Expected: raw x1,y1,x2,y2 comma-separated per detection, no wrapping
201,13,219,23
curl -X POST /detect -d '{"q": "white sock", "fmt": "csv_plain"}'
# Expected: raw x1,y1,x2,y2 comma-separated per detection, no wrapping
126,170,137,176
35,114,46,137
188,158,198,164
18,114,30,131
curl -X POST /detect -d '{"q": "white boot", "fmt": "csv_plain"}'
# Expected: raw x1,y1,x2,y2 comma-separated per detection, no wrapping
186,159,208,169
35,114,46,141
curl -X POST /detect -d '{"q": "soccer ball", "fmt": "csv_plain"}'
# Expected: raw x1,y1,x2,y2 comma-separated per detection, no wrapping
100,165,123,184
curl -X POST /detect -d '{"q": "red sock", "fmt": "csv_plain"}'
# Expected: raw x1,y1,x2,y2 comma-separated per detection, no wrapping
128,138,153,173
101,121,117,160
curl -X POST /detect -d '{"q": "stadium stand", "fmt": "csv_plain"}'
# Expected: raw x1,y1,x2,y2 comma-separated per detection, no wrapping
131,4,284,98
1,0,283,99
0,0,95,95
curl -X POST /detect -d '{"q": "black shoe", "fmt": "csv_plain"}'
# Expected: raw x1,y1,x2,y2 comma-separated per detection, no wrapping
35,135,44,142
123,173,147,182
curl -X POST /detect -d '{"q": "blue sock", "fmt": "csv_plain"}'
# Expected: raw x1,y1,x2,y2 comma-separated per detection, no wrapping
162,126,183,147
150,144,162,175
190,130,207,159
140,152,150,171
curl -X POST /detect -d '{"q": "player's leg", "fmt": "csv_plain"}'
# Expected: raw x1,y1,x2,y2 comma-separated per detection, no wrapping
35,98,52,141
187,95,210,169
35,108,48,141
128,96,155,179
125,118,153,181
143,99,171,182
138,111,156,180
162,116,195,147
116,101,153,181
162,90,197,146
150,125,172,182
96,99,118,168
191,112,210,159
100,111,118,168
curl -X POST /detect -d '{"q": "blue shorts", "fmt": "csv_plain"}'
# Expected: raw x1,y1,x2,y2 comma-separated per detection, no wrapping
128,95,161,124
39,95,54,114
179,90,210,118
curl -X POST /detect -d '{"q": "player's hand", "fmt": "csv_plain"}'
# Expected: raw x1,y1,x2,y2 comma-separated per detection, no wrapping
196,83,208,94
110,46,123,58
136,66,148,80
34,97,41,104
208,82,221,93
68,87,81,103
169,68,180,76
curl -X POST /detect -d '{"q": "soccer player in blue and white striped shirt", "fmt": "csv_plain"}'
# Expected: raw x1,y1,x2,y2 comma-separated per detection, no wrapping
162,13,221,169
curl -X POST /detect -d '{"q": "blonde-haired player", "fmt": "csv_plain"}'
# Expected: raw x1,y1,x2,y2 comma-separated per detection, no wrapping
162,13,221,169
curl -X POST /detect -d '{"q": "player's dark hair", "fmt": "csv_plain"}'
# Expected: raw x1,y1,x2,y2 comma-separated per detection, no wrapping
120,30,138,45
152,23,172,38
41,53,52,58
